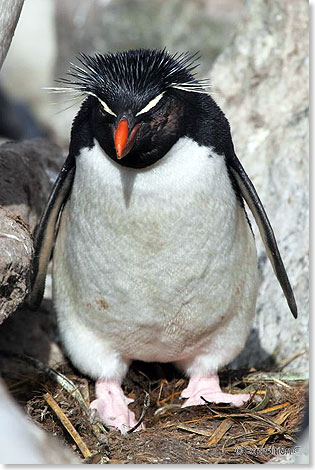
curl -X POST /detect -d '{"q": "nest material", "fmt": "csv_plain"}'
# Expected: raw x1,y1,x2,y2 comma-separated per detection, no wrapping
2,357,307,464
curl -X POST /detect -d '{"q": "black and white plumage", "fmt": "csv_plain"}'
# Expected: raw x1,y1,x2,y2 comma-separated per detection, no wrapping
30,49,297,433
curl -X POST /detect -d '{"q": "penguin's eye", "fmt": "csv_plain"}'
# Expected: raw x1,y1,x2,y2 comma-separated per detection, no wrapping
136,92,165,117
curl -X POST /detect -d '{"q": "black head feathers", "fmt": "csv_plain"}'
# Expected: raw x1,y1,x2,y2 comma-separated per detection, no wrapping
55,49,211,102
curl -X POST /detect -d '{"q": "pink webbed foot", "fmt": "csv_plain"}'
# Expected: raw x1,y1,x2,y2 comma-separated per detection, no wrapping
90,380,144,433
181,374,250,408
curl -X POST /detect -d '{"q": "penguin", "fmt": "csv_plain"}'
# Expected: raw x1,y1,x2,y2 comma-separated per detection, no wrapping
30,49,297,433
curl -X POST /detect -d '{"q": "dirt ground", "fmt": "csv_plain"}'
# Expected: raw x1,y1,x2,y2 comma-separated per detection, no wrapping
1,353,308,465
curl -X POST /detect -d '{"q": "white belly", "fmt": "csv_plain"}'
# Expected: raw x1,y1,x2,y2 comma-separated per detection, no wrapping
53,137,258,377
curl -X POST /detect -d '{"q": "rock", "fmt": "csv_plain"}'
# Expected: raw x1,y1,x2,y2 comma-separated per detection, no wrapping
0,207,32,322
54,0,244,78
0,297,64,371
0,0,24,69
0,138,63,229
210,0,308,372
0,139,63,323
0,379,78,464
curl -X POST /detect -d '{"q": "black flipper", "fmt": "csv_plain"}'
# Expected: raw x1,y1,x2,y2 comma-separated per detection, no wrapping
28,155,75,310
28,97,94,309
228,153,297,319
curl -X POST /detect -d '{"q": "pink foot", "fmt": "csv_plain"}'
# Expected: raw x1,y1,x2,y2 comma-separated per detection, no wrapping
90,380,144,433
181,374,250,408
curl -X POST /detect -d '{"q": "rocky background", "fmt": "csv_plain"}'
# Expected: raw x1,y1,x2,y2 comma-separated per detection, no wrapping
211,0,309,373
1,0,243,145
0,0,309,464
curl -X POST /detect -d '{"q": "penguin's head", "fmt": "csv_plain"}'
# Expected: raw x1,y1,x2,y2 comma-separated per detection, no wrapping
60,49,212,168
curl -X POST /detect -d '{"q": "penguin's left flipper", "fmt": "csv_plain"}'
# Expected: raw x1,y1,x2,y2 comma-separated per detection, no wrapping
229,153,298,319
28,155,75,310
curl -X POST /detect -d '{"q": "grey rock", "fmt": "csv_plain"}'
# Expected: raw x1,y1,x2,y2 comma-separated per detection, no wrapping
0,207,33,323
54,0,244,78
0,138,63,230
0,297,64,371
0,0,24,69
0,378,79,464
210,0,309,372
0,139,63,322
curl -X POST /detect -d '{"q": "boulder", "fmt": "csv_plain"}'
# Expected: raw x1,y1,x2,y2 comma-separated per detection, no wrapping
0,0,24,69
0,139,63,323
0,379,78,464
210,0,309,372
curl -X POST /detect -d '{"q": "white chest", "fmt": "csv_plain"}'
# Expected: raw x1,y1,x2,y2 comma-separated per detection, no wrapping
53,137,257,362
70,137,238,252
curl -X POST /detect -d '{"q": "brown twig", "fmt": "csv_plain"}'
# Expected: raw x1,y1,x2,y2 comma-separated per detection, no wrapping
206,418,234,446
44,392,92,458
127,391,150,433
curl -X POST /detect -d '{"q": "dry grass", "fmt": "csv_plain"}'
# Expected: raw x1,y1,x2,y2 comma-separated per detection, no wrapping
1,356,307,464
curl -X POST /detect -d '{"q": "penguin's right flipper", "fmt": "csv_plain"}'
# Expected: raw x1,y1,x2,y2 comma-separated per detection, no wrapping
28,155,75,310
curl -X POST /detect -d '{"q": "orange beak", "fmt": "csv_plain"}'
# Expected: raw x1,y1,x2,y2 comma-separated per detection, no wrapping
114,119,140,159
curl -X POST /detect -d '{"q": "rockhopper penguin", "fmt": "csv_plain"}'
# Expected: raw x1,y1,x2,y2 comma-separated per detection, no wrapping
30,49,297,433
